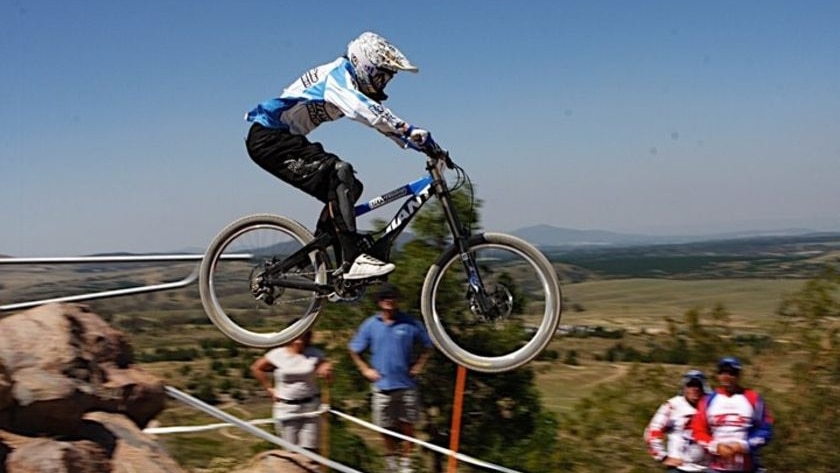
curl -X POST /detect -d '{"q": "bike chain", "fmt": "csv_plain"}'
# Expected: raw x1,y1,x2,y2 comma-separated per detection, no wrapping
260,268,362,304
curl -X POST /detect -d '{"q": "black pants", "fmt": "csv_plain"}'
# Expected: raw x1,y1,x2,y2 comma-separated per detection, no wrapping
245,123,364,263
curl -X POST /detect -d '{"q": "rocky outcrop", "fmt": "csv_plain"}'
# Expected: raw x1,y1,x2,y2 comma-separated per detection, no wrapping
0,303,181,473
230,450,321,473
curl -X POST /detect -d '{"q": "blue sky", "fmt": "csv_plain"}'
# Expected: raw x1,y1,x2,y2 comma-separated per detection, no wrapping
2,1,839,256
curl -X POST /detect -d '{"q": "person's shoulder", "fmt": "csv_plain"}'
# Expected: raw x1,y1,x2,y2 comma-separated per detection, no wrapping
265,347,284,357
264,347,287,364
657,395,681,410
395,311,421,322
397,312,429,332
741,388,764,405
323,57,354,82
303,345,325,359
329,56,351,69
357,314,381,329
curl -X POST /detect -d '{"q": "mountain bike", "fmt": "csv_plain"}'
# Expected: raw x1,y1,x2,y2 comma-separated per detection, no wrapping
198,142,562,373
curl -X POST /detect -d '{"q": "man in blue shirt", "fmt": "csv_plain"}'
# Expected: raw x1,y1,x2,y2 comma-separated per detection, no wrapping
349,283,433,473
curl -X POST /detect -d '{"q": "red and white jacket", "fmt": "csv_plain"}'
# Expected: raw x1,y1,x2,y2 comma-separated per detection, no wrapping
644,395,709,471
690,387,773,472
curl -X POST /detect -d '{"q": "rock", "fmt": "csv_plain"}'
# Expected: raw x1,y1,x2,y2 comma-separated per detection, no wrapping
0,441,9,471
0,303,165,436
86,412,186,473
0,361,12,412
0,303,181,472
5,438,111,473
229,450,322,473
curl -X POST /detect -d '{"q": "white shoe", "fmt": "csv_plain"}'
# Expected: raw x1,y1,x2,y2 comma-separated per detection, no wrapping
343,254,395,280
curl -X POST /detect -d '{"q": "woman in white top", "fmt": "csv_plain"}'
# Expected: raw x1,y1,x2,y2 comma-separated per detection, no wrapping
251,329,333,451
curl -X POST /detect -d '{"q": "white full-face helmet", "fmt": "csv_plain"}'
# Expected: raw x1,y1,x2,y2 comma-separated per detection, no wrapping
346,31,418,100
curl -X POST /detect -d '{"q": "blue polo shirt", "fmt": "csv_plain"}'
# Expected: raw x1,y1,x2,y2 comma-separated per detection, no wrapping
348,311,433,390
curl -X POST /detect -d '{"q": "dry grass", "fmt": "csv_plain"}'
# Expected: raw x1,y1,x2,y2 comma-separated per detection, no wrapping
561,278,806,331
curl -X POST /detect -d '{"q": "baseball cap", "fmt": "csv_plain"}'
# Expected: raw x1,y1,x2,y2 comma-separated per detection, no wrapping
375,283,401,301
717,356,743,374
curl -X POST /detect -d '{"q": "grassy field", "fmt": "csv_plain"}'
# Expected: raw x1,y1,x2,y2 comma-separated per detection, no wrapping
561,278,806,331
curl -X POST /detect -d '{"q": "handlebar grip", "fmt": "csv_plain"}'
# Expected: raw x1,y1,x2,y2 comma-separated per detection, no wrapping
422,139,455,168
402,134,454,168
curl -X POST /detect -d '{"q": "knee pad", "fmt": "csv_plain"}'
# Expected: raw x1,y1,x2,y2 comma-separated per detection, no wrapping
334,161,355,186
333,161,359,233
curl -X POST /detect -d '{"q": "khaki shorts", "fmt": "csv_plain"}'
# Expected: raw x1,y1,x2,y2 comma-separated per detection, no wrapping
273,398,321,449
371,387,421,428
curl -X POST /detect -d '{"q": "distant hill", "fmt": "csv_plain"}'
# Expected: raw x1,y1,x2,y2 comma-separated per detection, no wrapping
510,224,836,248
510,225,652,247
3,226,836,260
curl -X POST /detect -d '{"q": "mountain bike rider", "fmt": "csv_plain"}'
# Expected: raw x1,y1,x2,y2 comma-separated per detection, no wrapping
245,31,445,280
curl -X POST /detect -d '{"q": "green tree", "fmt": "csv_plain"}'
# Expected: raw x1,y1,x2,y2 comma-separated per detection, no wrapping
549,364,679,472
411,181,482,246
386,185,562,472
763,267,840,473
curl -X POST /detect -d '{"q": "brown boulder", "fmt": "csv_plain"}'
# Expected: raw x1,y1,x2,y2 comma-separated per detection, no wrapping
5,438,111,473
0,411,187,473
0,361,12,412
0,303,165,436
229,450,322,473
86,412,186,473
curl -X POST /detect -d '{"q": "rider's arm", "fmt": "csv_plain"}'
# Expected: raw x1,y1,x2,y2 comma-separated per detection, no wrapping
643,401,672,462
323,65,411,147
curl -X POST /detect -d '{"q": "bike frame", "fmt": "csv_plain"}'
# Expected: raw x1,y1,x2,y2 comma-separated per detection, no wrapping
355,171,436,260
267,157,482,296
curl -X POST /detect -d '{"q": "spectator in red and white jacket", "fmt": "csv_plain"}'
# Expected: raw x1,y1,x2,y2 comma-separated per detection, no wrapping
644,369,711,472
690,357,774,473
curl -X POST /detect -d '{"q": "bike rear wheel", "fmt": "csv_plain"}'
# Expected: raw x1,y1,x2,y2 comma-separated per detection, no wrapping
421,232,562,373
198,214,328,348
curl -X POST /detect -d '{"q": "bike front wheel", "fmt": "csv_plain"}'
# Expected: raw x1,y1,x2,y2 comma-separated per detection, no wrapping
421,232,562,373
198,214,328,348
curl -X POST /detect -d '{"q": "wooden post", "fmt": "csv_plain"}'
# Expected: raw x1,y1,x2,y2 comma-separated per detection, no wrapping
447,365,468,473
321,382,330,473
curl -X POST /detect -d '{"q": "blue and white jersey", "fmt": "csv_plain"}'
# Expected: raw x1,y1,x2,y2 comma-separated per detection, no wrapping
246,57,407,147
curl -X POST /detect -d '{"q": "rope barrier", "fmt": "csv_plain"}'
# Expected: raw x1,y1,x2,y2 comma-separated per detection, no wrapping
328,408,523,473
144,418,273,435
162,386,363,473
153,387,523,473
144,404,330,434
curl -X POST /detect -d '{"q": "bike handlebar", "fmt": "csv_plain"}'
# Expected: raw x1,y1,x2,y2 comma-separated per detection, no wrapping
424,139,453,165
403,135,454,169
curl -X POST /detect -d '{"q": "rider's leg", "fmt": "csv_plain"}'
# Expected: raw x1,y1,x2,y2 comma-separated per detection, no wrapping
315,204,344,266
245,124,392,279
333,161,361,234
330,161,394,280
329,161,360,267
